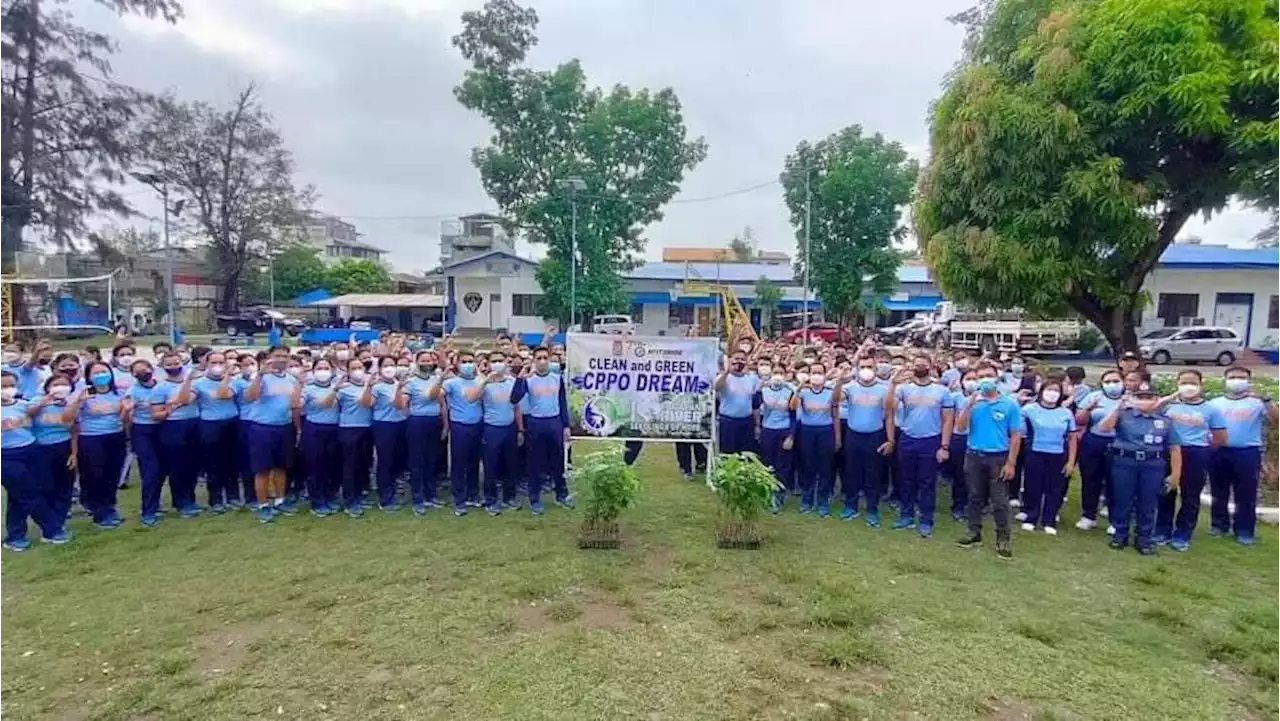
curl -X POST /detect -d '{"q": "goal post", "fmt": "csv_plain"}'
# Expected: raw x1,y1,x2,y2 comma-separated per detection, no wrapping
1,269,124,342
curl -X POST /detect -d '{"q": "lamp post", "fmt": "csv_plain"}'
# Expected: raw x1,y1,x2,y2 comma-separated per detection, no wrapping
556,177,586,330
132,171,183,344
803,166,812,346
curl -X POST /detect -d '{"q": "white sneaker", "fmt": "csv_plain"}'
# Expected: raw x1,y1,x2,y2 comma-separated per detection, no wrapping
1009,498,1022,509
1098,507,1109,518
1044,526,1058,536
1075,517,1097,531
1020,522,1035,532
1014,512,1029,522
1106,524,1116,536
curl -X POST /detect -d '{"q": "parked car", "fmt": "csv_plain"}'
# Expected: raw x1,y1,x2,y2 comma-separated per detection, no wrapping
877,316,932,345
1139,326,1243,365
782,322,851,345
593,314,635,335
348,316,391,331
215,307,307,337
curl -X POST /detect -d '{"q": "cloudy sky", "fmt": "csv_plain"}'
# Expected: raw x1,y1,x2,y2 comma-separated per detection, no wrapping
78,0,1268,273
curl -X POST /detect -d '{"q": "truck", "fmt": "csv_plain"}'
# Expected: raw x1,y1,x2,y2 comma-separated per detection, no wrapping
929,302,1081,355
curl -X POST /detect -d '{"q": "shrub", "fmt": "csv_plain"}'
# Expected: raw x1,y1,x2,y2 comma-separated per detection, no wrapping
571,447,641,525
709,452,781,524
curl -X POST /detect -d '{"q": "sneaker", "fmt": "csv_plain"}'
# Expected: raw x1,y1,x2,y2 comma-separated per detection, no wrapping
1169,538,1190,552
770,497,782,515
891,515,916,531
1106,524,1116,536
346,504,365,518
1108,539,1127,551
817,504,831,518
310,505,331,518
1075,517,1098,531
484,503,502,517
179,505,202,519
276,502,297,517
1009,498,1022,509
209,503,228,515
140,514,160,528
554,495,575,509
1236,535,1257,547
41,530,72,545
956,534,982,549
1152,534,1169,546
465,500,483,508
502,500,522,511
93,518,121,530
530,500,545,516
865,512,881,529
3,538,32,552
256,505,274,524
360,498,376,509
379,503,401,513
1098,506,1109,518
453,505,468,517
918,522,933,538
950,510,965,522
996,541,1013,560
423,500,443,509
1136,545,1158,556
1207,526,1228,538
1020,522,1035,532
838,506,857,521
1043,526,1058,536
681,472,693,482
226,499,246,510
798,502,813,515
412,503,426,516
1014,511,1029,522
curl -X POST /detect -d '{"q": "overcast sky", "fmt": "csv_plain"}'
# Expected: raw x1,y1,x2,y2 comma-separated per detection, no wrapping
77,0,1269,273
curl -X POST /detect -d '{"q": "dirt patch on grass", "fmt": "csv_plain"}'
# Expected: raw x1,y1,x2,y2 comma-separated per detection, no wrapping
581,600,631,630
194,618,302,680
981,697,1037,720
514,602,553,632
512,598,631,631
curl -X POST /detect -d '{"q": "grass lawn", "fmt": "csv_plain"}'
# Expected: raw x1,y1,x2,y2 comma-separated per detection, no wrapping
2,442,1276,721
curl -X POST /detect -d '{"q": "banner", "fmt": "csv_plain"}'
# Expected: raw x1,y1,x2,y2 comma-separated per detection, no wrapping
565,333,717,440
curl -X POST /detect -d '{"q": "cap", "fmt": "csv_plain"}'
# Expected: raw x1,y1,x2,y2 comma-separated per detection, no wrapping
1119,350,1140,361
1132,388,1158,399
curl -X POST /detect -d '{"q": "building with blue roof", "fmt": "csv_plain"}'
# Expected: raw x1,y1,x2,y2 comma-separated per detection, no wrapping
1142,243,1279,351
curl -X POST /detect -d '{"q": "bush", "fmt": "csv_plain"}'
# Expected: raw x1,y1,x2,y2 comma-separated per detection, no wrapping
1074,324,1105,353
710,452,781,524
571,447,641,525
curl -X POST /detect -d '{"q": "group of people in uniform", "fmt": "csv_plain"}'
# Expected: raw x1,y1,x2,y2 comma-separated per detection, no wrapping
2,332,1275,559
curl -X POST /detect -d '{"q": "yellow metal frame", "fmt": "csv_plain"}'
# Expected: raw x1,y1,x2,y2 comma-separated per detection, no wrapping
1,275,11,344
676,280,760,345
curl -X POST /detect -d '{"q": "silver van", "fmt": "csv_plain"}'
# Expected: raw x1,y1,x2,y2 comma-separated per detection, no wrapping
1139,326,1243,365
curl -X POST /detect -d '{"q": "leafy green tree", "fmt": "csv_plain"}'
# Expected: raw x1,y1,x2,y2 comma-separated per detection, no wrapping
753,276,783,337
781,126,916,327
325,259,392,296
729,226,756,261
452,0,706,327
243,245,328,304
915,0,1277,351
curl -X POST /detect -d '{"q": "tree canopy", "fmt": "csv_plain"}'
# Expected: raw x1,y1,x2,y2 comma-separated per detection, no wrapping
753,276,783,338
324,258,392,296
915,0,1278,350
782,126,916,325
452,0,706,326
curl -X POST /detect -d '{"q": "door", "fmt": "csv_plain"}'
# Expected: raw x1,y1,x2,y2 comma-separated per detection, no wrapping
1214,293,1252,345
489,293,502,329
695,306,714,336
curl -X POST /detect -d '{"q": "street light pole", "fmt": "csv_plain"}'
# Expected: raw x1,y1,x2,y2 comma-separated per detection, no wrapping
134,171,179,344
803,166,812,346
556,178,587,330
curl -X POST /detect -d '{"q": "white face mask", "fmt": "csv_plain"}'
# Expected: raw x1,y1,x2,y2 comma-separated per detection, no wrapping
1,387,15,402
241,365,257,378
313,369,333,384
336,350,351,362
1177,383,1200,399
207,364,225,379
857,368,876,383
49,385,71,400
3,352,19,365
1225,378,1250,394
810,373,826,386
770,374,785,387
795,372,810,385
1041,389,1061,404
348,370,366,384
396,366,411,378
116,354,134,368
757,366,772,377
379,366,397,380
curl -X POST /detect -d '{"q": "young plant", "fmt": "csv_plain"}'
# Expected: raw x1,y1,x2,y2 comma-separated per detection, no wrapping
570,446,641,548
710,452,781,548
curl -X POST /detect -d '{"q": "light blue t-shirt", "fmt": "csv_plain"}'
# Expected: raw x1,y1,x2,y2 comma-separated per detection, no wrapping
795,386,835,427
719,372,760,419
31,396,73,445
951,391,971,436
758,384,794,431
1208,395,1267,449
2,400,36,448
254,372,298,427
894,382,955,439
232,376,259,423
336,383,373,428
301,383,339,425
191,376,239,421
371,381,408,423
481,376,516,427
1020,403,1077,454
965,394,1022,453
842,381,889,433
404,374,442,417
1082,390,1123,438
442,376,483,426
1072,384,1092,405
1163,400,1226,448
77,390,125,436
5,364,42,399
940,367,961,388
158,379,199,421
522,372,564,419
126,382,169,426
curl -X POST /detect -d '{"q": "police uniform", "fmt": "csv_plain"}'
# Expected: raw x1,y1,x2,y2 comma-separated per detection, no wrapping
1107,403,1179,552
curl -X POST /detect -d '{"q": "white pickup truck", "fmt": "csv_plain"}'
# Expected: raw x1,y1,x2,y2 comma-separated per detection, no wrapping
931,302,1081,355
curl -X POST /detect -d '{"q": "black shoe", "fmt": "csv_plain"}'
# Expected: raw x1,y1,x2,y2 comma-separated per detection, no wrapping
1136,545,1158,556
1108,539,1127,551
956,534,982,548
996,541,1013,560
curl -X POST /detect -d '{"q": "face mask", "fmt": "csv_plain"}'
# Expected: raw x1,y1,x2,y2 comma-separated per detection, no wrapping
977,377,997,393
857,368,876,382
164,366,183,377
418,363,436,374
3,352,19,365
313,369,333,384
490,362,506,375
336,350,351,362
1102,382,1122,397
90,371,113,387
810,374,826,386
1177,384,1200,399
963,380,979,394
379,366,397,380
803,357,816,365
1010,363,1024,375
49,385,71,400
954,358,969,370
1,387,15,402
534,359,549,374
115,354,134,368
289,367,305,378
241,366,257,379
134,371,154,384
179,352,191,364
348,370,366,384
459,363,475,378
549,361,561,374
757,365,772,377
738,343,751,353
206,364,225,379
913,367,930,379
795,372,810,385
1041,389,1061,404
58,366,79,378
362,359,374,371
270,359,288,373
876,363,891,377
396,366,411,378
1225,378,1250,394
770,374,785,387
730,361,744,372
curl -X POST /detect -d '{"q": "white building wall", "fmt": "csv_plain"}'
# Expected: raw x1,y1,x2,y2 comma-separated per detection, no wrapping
1140,267,1279,349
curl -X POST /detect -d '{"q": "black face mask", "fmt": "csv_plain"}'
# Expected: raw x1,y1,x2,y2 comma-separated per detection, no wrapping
58,366,79,378
731,362,744,372
362,359,374,370
913,367,930,379
134,371,153,384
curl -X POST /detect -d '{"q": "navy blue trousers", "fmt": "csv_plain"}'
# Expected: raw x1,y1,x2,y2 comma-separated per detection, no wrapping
301,421,339,507
371,420,406,507
525,416,566,503
796,424,834,506
758,427,793,498
1022,450,1067,527
449,421,483,507
238,420,257,504
3,444,62,541
159,418,200,511
38,440,75,522
718,415,755,455
1156,444,1211,542
482,423,519,505
133,423,167,518
1109,455,1164,549
406,415,444,505
674,442,708,475
842,429,885,512
1210,446,1262,541
1078,432,1111,522
897,434,941,524
200,418,240,507
338,426,371,505
77,432,126,523
944,434,969,515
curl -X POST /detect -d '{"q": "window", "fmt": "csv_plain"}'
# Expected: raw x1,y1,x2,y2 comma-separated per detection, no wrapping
1270,295,1278,329
629,303,645,323
669,304,694,326
1179,329,1211,340
1156,293,1199,327
1213,329,1239,339
511,294,543,317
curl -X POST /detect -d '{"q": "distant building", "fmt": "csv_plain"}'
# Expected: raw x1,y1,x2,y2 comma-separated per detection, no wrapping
1139,244,1279,350
661,246,791,265
439,213,515,267
302,212,385,265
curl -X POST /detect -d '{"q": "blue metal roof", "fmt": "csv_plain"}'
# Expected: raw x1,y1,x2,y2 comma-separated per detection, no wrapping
1158,244,1278,268
437,250,538,273
625,261,932,284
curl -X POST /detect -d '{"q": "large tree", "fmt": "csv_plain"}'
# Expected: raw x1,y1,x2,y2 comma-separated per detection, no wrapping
135,84,310,311
242,244,327,304
915,0,1278,351
452,0,706,326
753,275,783,338
324,258,392,296
782,126,916,326
1,0,180,328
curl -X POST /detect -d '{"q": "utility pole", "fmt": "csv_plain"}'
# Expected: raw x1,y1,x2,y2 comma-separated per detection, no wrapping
556,177,587,330
133,171,179,344
803,166,812,345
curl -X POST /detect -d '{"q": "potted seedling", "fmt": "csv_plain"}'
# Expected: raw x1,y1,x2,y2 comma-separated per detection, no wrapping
572,446,641,549
710,452,781,549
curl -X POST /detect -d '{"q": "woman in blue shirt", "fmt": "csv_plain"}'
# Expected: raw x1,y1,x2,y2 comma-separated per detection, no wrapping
1073,368,1124,531
4,371,73,550
370,356,409,511
336,358,375,517
65,360,128,529
156,352,202,518
1207,366,1278,546
298,358,340,516
125,358,173,527
755,367,794,513
191,351,240,512
789,364,836,516
403,350,446,514
1155,369,1226,550
1018,381,1078,535
32,374,78,524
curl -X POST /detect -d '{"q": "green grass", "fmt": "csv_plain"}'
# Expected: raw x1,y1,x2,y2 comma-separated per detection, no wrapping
2,443,1277,721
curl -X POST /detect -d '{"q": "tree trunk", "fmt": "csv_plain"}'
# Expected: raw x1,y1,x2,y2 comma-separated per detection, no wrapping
220,267,241,312
1070,290,1139,357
